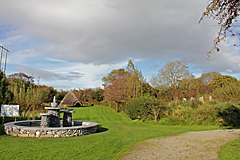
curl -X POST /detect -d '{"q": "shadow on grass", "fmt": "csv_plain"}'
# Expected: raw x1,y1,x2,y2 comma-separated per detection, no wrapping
223,126,240,129
82,105,94,108
0,125,5,136
67,106,93,109
96,125,108,133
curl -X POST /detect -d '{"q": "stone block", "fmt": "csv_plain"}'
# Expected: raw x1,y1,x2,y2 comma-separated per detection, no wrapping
28,134,35,137
42,131,47,135
36,131,41,137
54,134,60,138
19,134,29,137
44,134,53,138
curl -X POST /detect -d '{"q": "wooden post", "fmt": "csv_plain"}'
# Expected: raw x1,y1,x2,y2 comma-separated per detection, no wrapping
2,117,4,124
3,49,8,73
0,46,3,69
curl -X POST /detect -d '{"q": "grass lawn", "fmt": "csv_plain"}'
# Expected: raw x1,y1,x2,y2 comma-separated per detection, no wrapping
218,139,240,160
0,106,219,160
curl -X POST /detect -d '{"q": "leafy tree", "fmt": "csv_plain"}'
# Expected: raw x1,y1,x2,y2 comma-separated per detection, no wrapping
125,96,148,120
157,87,173,101
125,95,167,122
209,75,239,88
104,75,128,111
151,60,192,88
208,75,240,102
199,71,221,84
0,70,11,104
55,89,67,102
91,88,104,102
213,82,240,102
7,73,47,117
178,78,202,98
146,96,167,122
199,0,240,54
102,68,127,87
126,59,145,98
197,83,213,95
171,88,180,101
73,88,104,105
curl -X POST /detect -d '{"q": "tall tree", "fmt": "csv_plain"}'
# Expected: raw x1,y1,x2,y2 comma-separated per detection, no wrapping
199,0,240,54
104,75,128,112
197,83,213,95
7,73,47,116
151,60,192,88
126,59,145,98
209,75,239,88
178,78,202,98
0,70,11,104
102,68,127,87
199,71,221,84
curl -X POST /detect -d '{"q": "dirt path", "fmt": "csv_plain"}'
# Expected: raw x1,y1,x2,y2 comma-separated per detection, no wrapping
120,129,240,160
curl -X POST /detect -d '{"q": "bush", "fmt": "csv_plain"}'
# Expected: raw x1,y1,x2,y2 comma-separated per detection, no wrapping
159,104,221,126
126,97,148,120
180,99,201,108
125,96,167,121
217,103,240,127
209,101,217,105
212,82,240,102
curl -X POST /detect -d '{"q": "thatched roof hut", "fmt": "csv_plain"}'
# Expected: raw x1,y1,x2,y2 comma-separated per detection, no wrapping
59,91,83,108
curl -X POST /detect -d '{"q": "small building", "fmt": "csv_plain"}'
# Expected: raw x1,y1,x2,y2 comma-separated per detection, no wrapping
59,91,83,108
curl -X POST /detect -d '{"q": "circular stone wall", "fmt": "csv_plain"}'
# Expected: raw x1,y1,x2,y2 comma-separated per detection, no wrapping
4,120,98,138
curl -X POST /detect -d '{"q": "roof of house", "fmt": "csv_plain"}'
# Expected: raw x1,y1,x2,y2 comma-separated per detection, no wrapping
59,91,83,107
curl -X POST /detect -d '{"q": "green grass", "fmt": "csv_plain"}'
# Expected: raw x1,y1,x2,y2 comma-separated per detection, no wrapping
0,106,219,160
218,139,240,160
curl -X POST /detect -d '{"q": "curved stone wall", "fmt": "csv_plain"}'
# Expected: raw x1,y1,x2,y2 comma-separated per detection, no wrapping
4,120,98,138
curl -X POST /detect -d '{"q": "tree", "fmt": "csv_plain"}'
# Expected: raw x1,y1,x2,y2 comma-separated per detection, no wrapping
102,68,127,87
199,71,221,84
212,82,240,102
157,87,173,101
126,59,145,98
178,78,202,98
197,83,213,95
104,75,128,111
209,75,240,102
125,96,148,120
199,0,240,54
7,73,47,117
146,97,166,122
171,88,180,101
209,75,239,88
151,60,192,88
0,70,11,104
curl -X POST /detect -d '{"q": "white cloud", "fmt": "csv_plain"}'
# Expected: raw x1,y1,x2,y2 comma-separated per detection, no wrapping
0,0,218,63
46,58,68,63
1,0,240,89
15,60,128,89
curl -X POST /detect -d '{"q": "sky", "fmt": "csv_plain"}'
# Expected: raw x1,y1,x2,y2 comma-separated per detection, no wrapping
0,0,240,90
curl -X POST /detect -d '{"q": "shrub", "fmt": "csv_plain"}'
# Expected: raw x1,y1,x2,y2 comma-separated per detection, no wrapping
209,101,217,105
125,97,148,120
125,96,167,121
212,82,240,102
217,103,240,127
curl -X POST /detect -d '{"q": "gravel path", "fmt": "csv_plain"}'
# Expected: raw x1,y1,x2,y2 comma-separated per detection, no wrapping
120,129,240,160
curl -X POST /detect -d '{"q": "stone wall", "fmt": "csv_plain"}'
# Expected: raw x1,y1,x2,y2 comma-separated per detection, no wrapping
4,120,98,138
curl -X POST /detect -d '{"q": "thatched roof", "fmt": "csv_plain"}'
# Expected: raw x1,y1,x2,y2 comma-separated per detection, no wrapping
59,91,83,108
